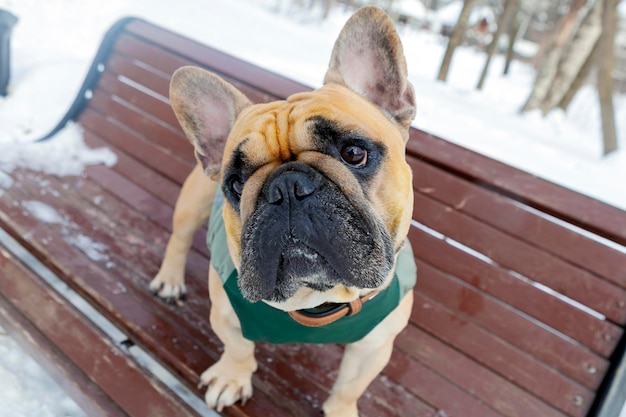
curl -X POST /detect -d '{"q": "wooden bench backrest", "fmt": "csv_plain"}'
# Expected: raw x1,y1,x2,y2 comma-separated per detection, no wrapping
7,17,626,417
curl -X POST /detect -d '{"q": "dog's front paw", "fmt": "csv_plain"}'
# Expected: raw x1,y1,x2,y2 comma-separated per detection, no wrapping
149,269,186,304
323,397,359,417
199,356,256,411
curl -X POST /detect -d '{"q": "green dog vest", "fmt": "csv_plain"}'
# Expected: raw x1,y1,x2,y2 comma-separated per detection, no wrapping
207,191,417,344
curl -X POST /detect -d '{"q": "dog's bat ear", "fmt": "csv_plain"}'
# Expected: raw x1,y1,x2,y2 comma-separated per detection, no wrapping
170,66,252,178
324,6,416,138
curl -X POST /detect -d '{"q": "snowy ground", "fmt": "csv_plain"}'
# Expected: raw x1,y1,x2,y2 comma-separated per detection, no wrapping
0,0,624,416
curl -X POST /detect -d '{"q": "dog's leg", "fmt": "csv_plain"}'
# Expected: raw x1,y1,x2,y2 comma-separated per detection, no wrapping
323,291,414,417
201,264,257,411
150,164,216,301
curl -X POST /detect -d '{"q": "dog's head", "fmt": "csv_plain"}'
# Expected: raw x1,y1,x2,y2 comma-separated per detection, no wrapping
170,6,415,309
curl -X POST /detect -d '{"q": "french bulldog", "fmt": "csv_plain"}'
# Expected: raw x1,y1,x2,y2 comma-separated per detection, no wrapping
150,6,417,416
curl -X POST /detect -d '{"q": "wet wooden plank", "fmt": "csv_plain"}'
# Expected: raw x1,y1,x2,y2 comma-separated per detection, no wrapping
411,290,594,416
83,130,185,209
406,129,626,245
386,347,505,417
89,88,194,164
124,21,307,99
107,52,172,102
79,107,193,185
397,325,569,417
112,32,275,105
0,269,129,417
408,224,622,358
411,250,608,390
412,191,626,329
408,155,626,288
83,162,209,255
0,243,202,417
96,71,181,131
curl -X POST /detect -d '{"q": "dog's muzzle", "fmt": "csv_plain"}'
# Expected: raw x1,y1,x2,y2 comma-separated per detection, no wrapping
239,162,394,303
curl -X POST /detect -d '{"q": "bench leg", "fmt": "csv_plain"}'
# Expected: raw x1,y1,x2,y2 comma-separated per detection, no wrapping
150,164,216,301
323,291,414,417
200,264,257,412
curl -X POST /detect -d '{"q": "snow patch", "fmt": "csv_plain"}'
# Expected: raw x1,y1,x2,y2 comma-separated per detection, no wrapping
0,329,85,417
0,122,117,178
21,201,66,225
66,234,109,262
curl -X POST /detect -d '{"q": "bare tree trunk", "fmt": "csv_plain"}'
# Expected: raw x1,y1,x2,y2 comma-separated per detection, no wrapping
532,0,571,66
520,47,562,111
557,37,600,111
520,0,586,112
477,0,519,90
597,0,618,155
503,7,522,76
437,0,477,82
539,0,603,114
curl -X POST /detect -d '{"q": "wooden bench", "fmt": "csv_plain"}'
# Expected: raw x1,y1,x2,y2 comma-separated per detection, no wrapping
1,17,626,417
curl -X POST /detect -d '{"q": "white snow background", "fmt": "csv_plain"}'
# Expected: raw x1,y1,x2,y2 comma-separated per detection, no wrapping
0,0,624,416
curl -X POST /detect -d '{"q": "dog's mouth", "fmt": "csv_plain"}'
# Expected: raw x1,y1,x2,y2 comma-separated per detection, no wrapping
236,163,395,303
279,241,339,290
239,237,344,303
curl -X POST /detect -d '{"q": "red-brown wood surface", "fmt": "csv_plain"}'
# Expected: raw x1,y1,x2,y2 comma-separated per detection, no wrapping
0,265,129,417
409,155,626,287
0,243,201,417
124,20,308,99
1,17,625,417
412,191,626,329
406,130,626,246
411,254,608,390
113,32,278,105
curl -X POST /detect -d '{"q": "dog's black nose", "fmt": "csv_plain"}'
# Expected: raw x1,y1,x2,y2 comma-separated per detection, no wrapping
265,167,317,205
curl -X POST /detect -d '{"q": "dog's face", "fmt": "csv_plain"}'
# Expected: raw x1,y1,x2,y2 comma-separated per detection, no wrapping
170,7,416,309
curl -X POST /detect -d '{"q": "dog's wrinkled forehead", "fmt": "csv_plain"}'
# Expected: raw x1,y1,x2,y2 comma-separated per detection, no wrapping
222,83,406,170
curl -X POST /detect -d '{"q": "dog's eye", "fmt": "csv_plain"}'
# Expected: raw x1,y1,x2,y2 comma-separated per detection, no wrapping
230,176,244,196
340,145,368,168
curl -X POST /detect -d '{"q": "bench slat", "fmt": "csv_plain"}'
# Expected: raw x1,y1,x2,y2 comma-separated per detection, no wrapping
79,107,192,185
387,349,505,417
84,130,185,209
412,254,607,389
0,271,130,417
413,191,626,329
412,290,593,416
0,243,202,417
396,326,569,417
124,20,307,99
96,71,181,133
83,158,208,257
410,156,626,287
407,130,626,246
21,164,210,282
409,224,621,358
107,52,172,103
113,32,275,105
89,88,193,164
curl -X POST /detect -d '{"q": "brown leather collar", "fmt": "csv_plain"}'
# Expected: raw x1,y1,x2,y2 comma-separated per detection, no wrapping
287,289,381,327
